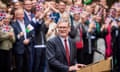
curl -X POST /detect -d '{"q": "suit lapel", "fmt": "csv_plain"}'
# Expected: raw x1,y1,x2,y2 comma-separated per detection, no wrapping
24,12,30,25
68,38,72,63
56,36,66,59
16,21,28,39
16,21,22,33
24,12,29,20
24,12,34,23
56,36,73,64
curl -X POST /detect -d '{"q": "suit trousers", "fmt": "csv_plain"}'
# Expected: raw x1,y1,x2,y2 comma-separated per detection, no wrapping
117,54,120,72
0,49,12,72
15,48,30,72
33,48,46,72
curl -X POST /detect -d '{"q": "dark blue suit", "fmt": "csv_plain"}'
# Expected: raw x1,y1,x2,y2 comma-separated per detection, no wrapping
24,12,35,25
12,20,34,72
24,11,35,72
47,36,77,72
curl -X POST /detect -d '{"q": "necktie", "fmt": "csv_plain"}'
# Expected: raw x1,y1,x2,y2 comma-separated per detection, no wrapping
64,39,70,65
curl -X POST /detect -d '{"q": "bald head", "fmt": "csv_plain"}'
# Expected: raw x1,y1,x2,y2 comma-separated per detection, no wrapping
15,8,24,15
15,8,24,21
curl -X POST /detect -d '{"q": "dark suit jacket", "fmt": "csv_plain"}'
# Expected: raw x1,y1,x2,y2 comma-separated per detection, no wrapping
47,36,77,72
31,19,48,56
12,20,34,54
24,12,35,25
31,19,48,46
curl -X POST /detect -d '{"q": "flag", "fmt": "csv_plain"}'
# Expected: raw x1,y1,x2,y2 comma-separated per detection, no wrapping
70,6,83,13
83,0,92,5
36,3,44,11
0,11,6,21
26,24,34,33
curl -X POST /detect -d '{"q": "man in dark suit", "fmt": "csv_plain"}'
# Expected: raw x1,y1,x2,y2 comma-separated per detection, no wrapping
23,1,35,71
47,21,85,72
12,8,34,72
111,20,120,72
24,0,34,24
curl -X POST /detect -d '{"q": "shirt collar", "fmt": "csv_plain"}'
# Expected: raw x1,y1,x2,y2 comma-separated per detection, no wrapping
59,36,69,41
24,10,31,16
17,20,24,24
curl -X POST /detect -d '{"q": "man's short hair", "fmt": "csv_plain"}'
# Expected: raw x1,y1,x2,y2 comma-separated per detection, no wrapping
57,20,70,27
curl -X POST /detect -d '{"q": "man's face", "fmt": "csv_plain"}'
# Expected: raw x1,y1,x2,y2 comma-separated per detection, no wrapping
15,9,24,21
57,22,70,38
73,13,80,21
58,2,66,13
24,1,32,11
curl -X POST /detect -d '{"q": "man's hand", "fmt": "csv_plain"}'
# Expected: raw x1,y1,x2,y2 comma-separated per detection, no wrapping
17,32,24,39
0,20,3,26
101,24,105,31
88,28,92,32
76,64,86,68
19,32,24,37
23,39,30,45
35,12,41,19
69,64,86,71
89,23,95,29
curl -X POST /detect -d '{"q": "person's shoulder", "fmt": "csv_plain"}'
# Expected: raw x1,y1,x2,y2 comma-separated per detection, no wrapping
48,36,58,42
46,36,59,46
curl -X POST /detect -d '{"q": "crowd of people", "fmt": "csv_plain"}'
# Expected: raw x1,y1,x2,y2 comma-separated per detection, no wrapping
0,0,120,72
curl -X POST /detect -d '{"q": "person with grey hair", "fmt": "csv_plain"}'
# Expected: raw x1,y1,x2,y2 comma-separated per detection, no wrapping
47,21,86,72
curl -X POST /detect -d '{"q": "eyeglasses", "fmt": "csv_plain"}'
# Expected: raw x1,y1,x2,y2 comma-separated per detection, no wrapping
57,26,68,29
24,3,32,5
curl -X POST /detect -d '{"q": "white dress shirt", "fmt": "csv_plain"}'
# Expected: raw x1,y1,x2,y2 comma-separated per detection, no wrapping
18,20,27,39
60,36,70,54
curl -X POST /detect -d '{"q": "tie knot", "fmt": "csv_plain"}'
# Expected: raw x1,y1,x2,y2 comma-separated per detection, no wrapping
64,39,67,42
